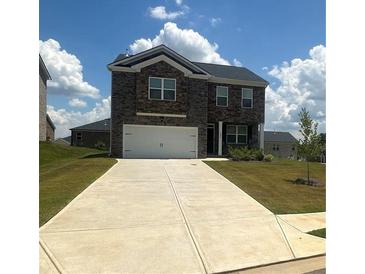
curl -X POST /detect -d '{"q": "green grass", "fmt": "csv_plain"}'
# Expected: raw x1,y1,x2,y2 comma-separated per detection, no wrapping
204,159,325,214
39,142,117,226
308,228,326,238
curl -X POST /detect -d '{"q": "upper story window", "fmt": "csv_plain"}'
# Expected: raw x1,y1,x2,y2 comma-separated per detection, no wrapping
272,144,279,151
242,88,253,108
226,125,248,144
149,77,176,101
216,86,228,107
76,132,82,141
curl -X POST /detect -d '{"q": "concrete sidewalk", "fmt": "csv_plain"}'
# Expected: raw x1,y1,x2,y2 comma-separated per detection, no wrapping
277,212,326,232
40,159,325,274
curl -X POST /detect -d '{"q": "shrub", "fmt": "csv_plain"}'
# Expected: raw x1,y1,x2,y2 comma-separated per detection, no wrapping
251,149,264,161
293,177,322,187
228,146,241,161
228,146,265,161
264,154,274,162
95,141,106,150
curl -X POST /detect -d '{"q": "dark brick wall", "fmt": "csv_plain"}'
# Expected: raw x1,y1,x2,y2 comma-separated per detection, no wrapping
136,61,188,114
110,61,208,158
207,82,265,124
71,130,110,150
46,119,55,141
110,60,265,158
206,82,264,153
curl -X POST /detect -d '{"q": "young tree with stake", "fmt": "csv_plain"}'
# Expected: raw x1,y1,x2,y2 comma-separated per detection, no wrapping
297,108,322,183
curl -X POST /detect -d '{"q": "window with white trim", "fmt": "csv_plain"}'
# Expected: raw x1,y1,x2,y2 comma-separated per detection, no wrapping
216,86,228,106
242,88,253,108
76,132,82,141
149,77,176,101
226,125,248,144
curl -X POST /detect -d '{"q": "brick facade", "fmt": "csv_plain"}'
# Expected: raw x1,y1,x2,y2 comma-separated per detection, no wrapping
207,83,265,124
46,119,55,141
110,60,265,158
39,75,47,141
207,82,265,153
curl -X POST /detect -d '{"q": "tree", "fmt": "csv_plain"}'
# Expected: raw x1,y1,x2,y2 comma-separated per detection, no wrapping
297,108,322,183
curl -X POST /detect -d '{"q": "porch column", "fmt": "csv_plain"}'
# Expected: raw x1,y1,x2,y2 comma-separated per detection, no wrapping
259,123,265,150
218,121,223,156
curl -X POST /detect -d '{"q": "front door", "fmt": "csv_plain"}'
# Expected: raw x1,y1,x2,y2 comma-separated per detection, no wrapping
207,124,215,154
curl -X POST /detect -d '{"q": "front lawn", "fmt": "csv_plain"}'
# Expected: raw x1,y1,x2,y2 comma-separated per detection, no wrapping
308,228,326,238
40,142,117,226
204,159,325,214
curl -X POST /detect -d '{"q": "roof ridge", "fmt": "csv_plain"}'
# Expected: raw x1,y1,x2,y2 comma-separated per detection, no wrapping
192,61,247,69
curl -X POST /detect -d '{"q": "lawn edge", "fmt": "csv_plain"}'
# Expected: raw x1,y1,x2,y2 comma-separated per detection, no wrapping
201,160,275,214
39,158,119,231
203,160,325,214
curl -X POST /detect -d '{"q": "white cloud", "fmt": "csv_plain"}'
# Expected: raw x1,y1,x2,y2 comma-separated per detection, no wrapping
265,45,326,137
48,96,110,138
148,6,184,20
39,39,100,99
130,22,230,65
233,58,242,67
210,17,222,27
68,98,87,108
175,0,183,5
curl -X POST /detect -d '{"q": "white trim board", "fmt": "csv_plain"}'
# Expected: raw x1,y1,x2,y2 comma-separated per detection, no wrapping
110,54,211,79
132,55,192,76
136,112,186,118
110,45,210,75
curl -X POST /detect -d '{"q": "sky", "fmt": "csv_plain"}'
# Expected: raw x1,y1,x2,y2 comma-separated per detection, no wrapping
40,0,326,138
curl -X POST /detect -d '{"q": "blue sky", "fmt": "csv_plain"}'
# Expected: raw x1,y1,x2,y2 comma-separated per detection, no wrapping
40,0,325,137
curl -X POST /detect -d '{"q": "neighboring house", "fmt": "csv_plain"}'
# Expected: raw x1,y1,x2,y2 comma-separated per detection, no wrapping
46,114,55,141
264,131,297,159
70,119,110,150
39,55,55,141
54,136,71,146
108,45,268,159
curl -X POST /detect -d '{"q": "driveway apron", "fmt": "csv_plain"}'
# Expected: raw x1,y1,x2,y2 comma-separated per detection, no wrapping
40,159,325,274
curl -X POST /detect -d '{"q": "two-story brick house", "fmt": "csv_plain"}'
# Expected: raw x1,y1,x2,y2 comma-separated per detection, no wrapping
39,55,55,141
108,45,268,158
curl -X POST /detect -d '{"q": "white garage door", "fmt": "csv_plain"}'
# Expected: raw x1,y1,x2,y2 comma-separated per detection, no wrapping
123,124,198,159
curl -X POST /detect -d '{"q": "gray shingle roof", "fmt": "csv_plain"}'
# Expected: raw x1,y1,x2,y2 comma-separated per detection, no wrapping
110,45,268,85
113,53,129,63
193,62,268,84
264,131,297,143
70,118,110,131
62,136,71,143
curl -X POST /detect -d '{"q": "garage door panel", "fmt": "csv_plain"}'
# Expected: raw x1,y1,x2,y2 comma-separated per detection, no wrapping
123,125,198,159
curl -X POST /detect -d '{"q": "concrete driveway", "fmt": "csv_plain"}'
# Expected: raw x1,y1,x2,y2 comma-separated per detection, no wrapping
40,159,325,274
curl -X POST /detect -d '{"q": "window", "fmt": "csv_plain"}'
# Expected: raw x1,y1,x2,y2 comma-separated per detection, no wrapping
149,77,176,101
272,144,279,151
76,132,82,141
226,125,247,144
216,86,228,106
242,88,253,108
